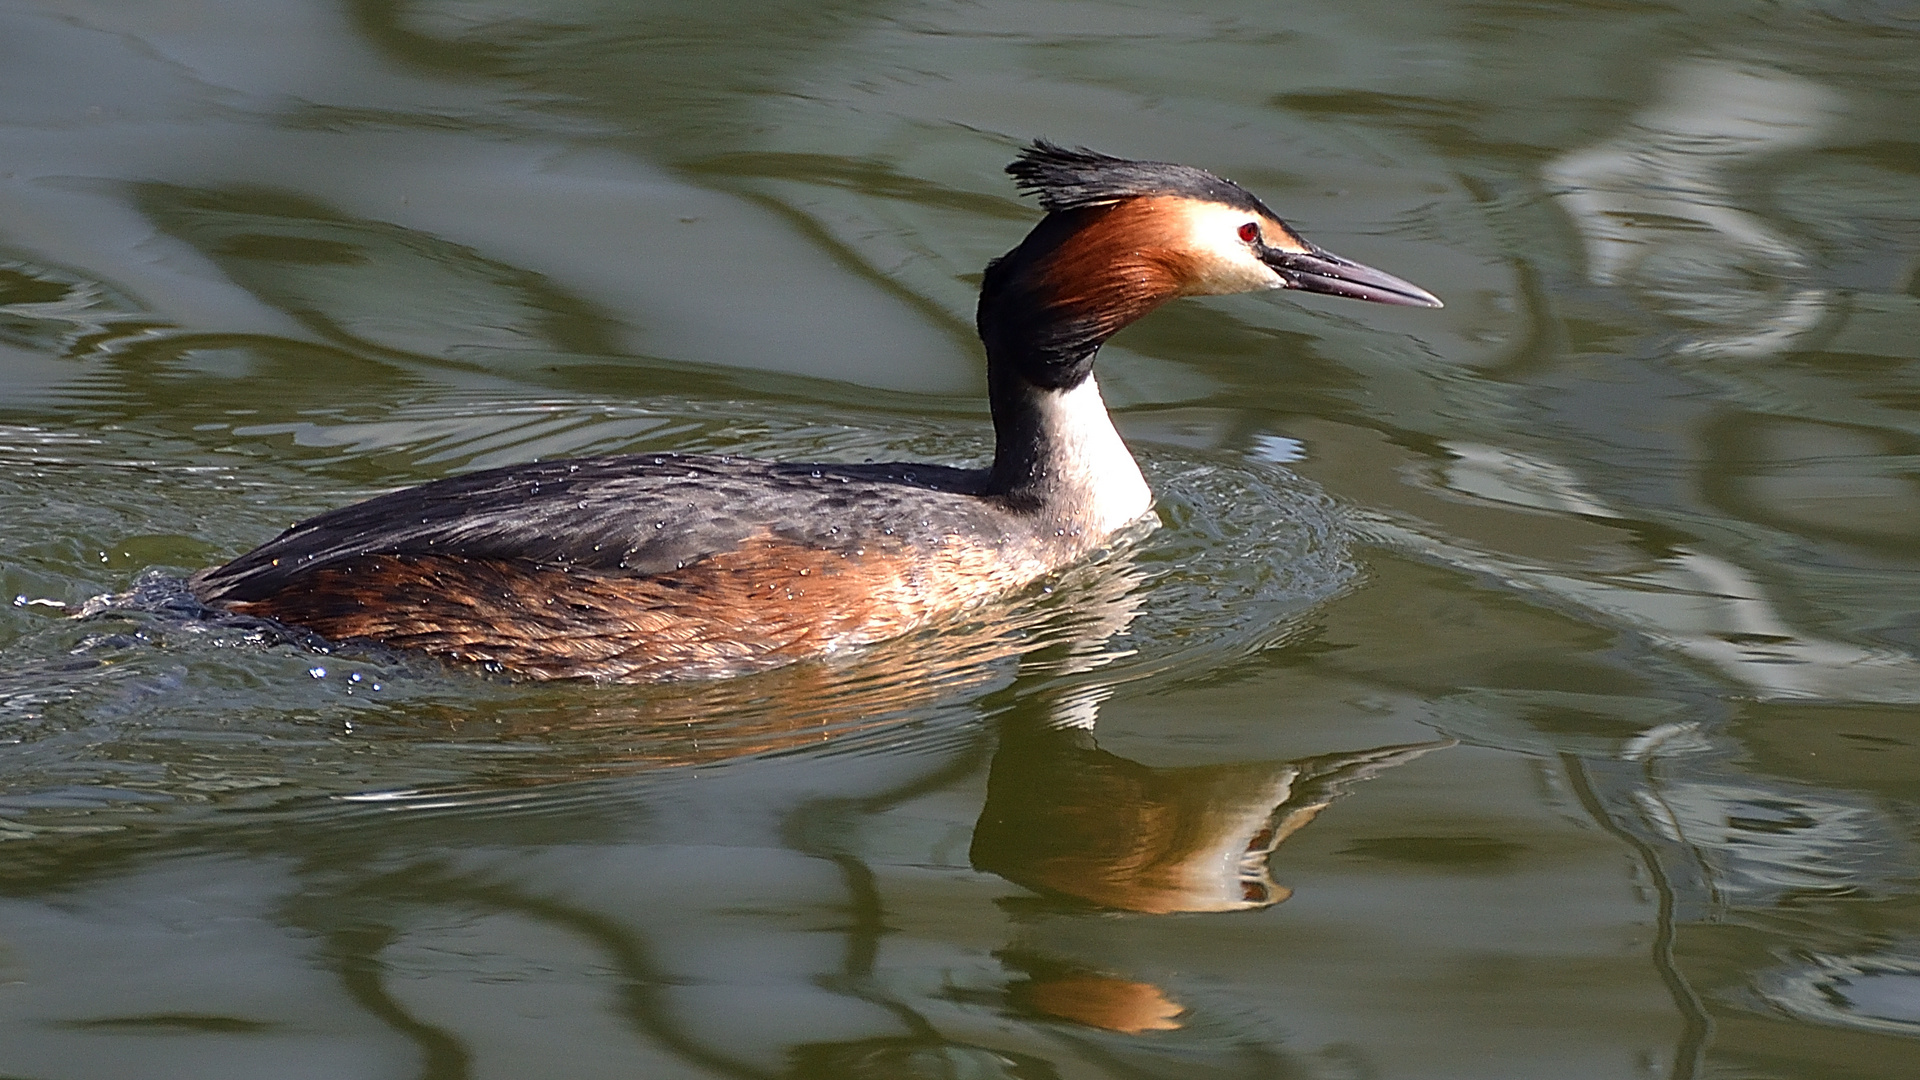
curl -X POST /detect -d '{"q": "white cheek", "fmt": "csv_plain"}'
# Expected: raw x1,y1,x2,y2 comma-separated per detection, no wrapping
1178,204,1284,296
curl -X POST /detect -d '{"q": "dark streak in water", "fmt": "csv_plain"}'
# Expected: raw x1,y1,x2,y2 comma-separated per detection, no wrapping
1563,752,1714,1080
56,1014,276,1034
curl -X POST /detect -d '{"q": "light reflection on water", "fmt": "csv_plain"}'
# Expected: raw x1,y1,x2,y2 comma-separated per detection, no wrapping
2,0,1919,1077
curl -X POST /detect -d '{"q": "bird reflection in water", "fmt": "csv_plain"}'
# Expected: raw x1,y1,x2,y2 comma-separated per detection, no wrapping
1002,955,1188,1035
974,705,1450,914
969,684,1449,1034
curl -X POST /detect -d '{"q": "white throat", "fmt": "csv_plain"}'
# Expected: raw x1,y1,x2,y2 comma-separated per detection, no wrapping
1031,376,1153,537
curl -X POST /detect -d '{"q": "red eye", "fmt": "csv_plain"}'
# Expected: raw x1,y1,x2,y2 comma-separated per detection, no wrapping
1238,222,1260,244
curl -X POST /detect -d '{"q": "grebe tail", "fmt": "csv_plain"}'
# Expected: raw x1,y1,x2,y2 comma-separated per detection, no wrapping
188,141,1440,681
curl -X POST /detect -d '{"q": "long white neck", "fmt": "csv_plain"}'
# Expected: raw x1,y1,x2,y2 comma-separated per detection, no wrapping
989,375,1152,541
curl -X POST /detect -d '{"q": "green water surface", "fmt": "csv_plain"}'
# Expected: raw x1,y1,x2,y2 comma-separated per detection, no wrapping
3,2,1919,1078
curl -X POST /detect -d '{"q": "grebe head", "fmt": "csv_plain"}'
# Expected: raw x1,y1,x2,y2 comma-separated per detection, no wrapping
979,141,1441,390
975,142,1440,518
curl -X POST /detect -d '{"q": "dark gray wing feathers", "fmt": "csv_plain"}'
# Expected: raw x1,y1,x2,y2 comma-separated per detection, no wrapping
192,454,999,602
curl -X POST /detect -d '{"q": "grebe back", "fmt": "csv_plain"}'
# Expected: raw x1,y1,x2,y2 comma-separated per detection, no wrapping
188,142,1440,681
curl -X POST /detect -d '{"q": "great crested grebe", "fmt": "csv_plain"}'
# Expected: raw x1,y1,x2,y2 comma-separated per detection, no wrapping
188,142,1440,681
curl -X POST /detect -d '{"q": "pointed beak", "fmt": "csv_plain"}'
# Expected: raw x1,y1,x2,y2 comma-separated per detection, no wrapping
1263,244,1443,308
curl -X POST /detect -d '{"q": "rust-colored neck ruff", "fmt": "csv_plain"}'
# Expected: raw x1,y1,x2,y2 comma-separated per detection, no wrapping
1025,197,1204,340
977,197,1199,391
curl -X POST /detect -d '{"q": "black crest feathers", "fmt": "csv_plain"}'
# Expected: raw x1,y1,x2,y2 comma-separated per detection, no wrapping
1005,140,1273,217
